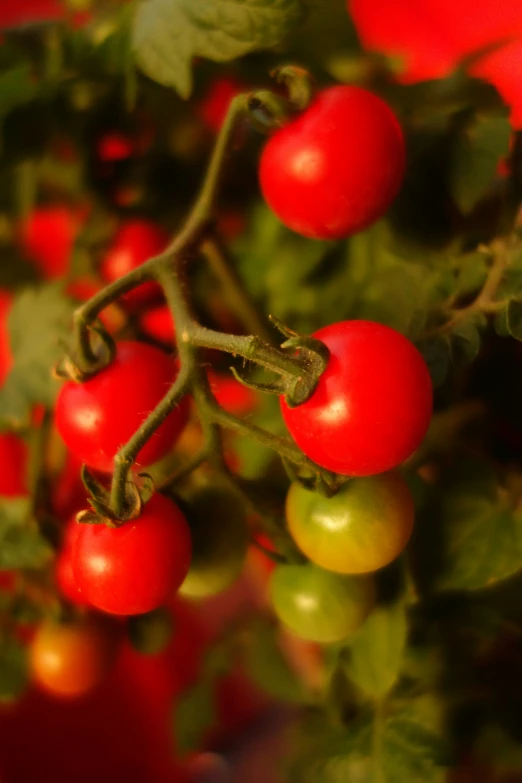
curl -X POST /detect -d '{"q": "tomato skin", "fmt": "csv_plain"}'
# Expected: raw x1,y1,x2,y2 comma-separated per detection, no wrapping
29,615,121,698
99,220,169,309
55,519,89,606
0,433,28,497
179,486,249,599
207,370,258,417
286,472,414,574
141,305,175,346
55,341,189,473
281,320,432,476
259,86,405,240
71,493,192,615
18,206,83,279
270,564,375,643
0,289,13,385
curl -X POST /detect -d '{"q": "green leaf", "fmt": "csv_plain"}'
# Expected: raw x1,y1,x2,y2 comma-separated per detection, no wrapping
416,337,450,387
451,314,485,363
346,602,407,698
173,679,216,755
0,498,51,570
493,305,509,337
450,113,511,214
244,618,309,704
0,637,28,704
0,66,37,124
133,0,306,98
507,299,522,340
0,284,75,427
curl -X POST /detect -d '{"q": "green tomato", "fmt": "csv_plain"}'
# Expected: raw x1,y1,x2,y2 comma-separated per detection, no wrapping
179,485,249,599
270,564,375,643
286,472,414,574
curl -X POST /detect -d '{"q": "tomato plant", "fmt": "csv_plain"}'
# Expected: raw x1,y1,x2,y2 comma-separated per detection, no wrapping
178,485,249,599
259,86,406,239
29,615,121,698
56,341,190,473
270,564,375,643
286,472,414,573
71,493,192,615
281,321,432,476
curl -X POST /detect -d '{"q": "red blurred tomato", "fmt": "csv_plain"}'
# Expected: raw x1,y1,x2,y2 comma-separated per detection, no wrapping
0,433,28,497
0,289,13,385
99,219,169,309
18,206,85,280
207,370,258,416
348,0,522,128
141,305,175,346
197,77,245,132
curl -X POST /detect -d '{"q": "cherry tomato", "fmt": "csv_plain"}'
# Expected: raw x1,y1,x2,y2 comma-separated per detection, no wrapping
55,341,190,473
71,493,191,615
286,472,414,574
99,219,169,309
270,564,375,643
29,614,121,698
96,132,136,163
141,305,175,346
0,433,28,497
259,85,405,240
55,519,89,606
281,321,432,476
179,486,249,599
18,205,84,279
0,288,13,385
197,77,245,132
207,370,258,417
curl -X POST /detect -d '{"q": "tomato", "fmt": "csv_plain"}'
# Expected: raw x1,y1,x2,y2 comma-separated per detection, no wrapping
99,220,169,309
0,433,28,497
207,370,258,417
0,288,13,385
29,614,121,698
281,321,432,476
55,341,190,473
55,519,89,606
179,486,249,599
18,206,84,280
141,305,175,346
259,86,405,240
270,564,375,643
96,132,136,163
197,77,245,132
286,472,414,574
71,493,192,615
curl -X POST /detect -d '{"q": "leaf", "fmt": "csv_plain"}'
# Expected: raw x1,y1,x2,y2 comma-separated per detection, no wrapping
173,679,216,755
0,66,37,124
0,284,75,427
0,637,28,704
0,498,51,570
450,113,511,214
289,698,449,783
347,602,407,698
507,299,522,340
416,337,450,387
132,0,306,98
244,618,309,704
451,315,485,363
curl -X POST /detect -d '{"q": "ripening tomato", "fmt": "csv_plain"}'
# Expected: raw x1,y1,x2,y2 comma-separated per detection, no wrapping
207,370,258,417
179,486,249,599
99,219,169,309
18,205,85,279
29,614,121,698
259,86,405,240
55,341,190,473
270,564,375,643
0,289,13,385
281,321,432,476
141,305,175,346
71,493,191,615
55,519,89,606
286,472,414,574
197,77,245,132
0,433,28,497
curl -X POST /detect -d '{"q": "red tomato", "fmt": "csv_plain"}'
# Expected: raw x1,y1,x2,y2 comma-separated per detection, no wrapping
55,341,190,473
71,493,192,615
280,320,432,476
207,370,258,416
55,519,89,607
0,0,63,28
140,305,175,346
0,433,28,497
197,77,245,132
348,0,522,128
96,132,136,163
259,86,405,240
99,220,169,309
0,289,13,385
18,206,85,280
